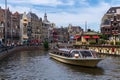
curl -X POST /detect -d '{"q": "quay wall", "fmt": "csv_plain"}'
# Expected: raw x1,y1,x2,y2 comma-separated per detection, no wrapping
0,46,44,60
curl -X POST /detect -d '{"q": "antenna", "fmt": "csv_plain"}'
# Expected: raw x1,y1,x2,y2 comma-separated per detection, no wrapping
45,9,46,13
85,21,87,32
30,8,32,12
110,0,112,7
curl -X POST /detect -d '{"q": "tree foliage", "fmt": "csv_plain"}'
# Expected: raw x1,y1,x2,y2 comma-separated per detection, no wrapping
43,41,49,49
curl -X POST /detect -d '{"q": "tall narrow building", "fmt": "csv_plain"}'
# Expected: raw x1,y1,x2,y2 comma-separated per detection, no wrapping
20,12,28,42
42,13,51,42
27,12,42,42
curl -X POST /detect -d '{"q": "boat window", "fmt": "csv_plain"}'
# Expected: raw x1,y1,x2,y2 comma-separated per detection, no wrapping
79,51,92,57
71,51,79,56
72,51,79,54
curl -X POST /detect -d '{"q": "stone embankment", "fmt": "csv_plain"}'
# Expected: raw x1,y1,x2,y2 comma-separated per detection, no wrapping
0,46,44,60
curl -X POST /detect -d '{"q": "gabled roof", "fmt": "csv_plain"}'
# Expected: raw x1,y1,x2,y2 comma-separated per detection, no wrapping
106,7,120,14
27,12,39,20
83,31,101,35
13,11,19,16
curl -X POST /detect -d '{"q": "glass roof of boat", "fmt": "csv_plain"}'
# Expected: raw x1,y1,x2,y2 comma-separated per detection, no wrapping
59,48,91,52
59,48,71,52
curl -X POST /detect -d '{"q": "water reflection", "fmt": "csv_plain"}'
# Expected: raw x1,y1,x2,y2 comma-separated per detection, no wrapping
0,50,120,80
50,58,104,75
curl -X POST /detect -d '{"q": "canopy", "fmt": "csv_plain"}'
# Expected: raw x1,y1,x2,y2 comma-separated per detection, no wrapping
83,36,90,38
74,35,80,39
92,36,99,39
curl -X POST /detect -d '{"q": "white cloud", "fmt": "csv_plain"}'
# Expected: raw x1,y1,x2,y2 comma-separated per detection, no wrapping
111,0,120,6
0,0,118,31
45,1,111,31
79,0,90,6
8,5,30,13
8,0,75,6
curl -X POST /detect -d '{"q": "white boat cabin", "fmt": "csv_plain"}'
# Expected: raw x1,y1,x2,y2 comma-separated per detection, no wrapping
51,48,98,58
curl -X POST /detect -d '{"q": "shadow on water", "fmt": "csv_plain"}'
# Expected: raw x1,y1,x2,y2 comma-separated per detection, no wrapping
50,58,104,75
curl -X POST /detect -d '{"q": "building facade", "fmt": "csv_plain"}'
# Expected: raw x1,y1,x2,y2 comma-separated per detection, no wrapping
0,7,5,43
0,23,4,43
101,7,120,39
0,7,15,44
42,13,52,42
20,12,28,43
81,30,100,45
27,12,42,43
0,7,22,44
11,12,21,43
60,27,69,43
68,24,83,42
6,8,12,43
0,7,56,44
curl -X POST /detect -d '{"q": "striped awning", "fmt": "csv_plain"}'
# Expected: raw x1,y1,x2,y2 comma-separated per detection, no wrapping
74,35,80,39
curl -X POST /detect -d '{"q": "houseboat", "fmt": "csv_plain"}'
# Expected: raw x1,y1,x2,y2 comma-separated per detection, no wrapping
49,48,103,67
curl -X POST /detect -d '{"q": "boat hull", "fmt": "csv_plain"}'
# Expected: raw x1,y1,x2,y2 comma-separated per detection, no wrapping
49,53,102,67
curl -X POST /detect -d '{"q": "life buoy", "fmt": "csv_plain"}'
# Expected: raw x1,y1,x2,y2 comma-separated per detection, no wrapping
74,54,79,58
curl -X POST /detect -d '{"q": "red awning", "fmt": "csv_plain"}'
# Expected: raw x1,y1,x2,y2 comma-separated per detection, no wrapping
93,36,99,39
74,35,80,39
83,36,90,38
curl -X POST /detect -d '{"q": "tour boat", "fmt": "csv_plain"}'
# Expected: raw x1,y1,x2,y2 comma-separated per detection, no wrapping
49,48,103,67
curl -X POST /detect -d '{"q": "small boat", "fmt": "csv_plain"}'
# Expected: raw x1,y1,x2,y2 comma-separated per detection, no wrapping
49,48,103,67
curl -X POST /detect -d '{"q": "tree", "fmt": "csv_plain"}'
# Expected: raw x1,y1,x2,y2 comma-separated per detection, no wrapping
43,41,49,49
100,34,108,40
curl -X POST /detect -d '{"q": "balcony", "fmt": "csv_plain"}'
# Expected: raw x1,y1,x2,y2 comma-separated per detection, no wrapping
101,25,111,28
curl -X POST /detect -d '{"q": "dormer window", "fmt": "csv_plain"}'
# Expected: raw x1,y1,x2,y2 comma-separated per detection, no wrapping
112,10,115,13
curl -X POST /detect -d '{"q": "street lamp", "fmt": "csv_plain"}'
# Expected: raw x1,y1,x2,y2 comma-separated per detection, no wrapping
5,0,7,45
11,15,13,43
48,26,52,42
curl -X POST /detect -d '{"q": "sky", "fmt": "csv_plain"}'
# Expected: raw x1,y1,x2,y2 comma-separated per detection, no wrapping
0,0,120,31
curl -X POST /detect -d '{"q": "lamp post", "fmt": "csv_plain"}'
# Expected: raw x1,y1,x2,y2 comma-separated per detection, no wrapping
5,0,7,46
11,15,13,43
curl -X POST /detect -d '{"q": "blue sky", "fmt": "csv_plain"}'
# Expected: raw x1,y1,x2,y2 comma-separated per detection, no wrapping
0,0,120,31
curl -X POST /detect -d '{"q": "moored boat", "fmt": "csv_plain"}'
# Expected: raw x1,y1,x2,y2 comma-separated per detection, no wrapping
49,48,103,67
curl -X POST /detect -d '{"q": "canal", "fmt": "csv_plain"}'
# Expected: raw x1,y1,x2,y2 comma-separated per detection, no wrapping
0,50,120,80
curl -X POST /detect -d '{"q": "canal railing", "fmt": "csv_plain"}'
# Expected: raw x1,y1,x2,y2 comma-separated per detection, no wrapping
73,45,120,56
88,45,120,56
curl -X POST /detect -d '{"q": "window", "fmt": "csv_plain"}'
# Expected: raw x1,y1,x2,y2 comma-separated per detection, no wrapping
112,10,115,13
72,51,79,54
71,51,80,56
80,51,92,57
103,19,110,25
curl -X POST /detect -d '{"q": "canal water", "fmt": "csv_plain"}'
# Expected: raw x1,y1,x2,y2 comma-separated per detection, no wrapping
0,50,120,80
